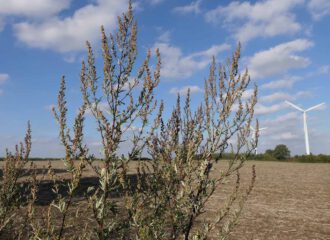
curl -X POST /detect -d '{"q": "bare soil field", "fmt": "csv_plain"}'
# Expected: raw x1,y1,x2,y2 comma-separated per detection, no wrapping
1,160,329,239
226,161,330,240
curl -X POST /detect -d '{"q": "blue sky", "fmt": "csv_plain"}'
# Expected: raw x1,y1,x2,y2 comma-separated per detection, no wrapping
0,0,329,157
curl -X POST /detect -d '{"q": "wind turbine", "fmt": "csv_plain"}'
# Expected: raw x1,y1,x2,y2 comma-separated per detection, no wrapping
285,101,325,155
250,126,267,155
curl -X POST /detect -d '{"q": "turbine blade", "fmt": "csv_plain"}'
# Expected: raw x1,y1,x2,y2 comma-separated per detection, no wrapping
306,102,325,112
285,100,304,112
259,127,267,131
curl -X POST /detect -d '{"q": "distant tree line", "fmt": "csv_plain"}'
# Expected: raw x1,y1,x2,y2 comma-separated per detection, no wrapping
213,144,330,163
1,144,330,163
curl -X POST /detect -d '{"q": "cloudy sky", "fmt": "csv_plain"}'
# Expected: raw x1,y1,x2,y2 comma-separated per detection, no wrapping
0,0,329,157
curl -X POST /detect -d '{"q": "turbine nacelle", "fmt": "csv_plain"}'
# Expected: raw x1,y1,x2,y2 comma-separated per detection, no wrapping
251,126,266,131
285,101,325,113
250,126,267,136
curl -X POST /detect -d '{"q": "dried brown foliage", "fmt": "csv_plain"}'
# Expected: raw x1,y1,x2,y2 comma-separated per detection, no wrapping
0,122,31,236
0,2,259,239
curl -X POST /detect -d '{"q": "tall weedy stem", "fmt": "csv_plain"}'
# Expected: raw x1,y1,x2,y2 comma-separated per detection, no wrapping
9,1,259,239
0,122,31,236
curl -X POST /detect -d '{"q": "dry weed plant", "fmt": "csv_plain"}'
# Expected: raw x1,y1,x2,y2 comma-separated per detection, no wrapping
0,2,259,239
0,122,31,237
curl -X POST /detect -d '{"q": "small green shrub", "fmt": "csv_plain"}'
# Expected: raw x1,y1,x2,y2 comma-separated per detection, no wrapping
272,144,290,160
290,154,330,163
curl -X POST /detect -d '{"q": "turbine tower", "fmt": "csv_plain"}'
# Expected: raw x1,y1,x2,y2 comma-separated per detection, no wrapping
285,101,325,155
250,126,267,154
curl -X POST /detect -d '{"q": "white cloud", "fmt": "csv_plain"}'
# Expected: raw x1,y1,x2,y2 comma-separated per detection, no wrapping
63,54,77,63
0,0,70,32
261,76,301,89
173,0,202,14
189,44,230,59
271,132,299,141
248,39,313,79
154,42,230,79
294,90,312,99
205,0,303,43
169,85,202,95
260,90,312,103
255,102,288,115
13,0,128,52
258,111,300,150
260,92,293,103
157,30,171,43
308,0,330,20
317,65,330,74
147,0,164,5
265,111,299,124
0,0,70,18
0,73,9,84
306,65,330,78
